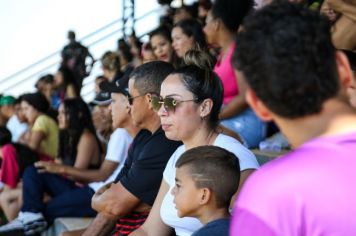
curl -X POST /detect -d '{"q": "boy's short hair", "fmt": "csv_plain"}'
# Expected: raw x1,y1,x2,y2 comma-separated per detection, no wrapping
234,1,338,119
175,146,240,208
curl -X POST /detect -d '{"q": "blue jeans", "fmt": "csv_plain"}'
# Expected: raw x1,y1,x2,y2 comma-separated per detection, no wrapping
221,108,267,148
21,165,96,223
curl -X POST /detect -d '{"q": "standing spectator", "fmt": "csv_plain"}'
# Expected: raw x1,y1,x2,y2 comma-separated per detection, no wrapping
231,2,356,235
0,96,28,142
61,30,94,89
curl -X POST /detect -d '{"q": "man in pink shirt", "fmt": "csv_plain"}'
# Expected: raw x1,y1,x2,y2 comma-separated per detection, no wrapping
230,1,356,235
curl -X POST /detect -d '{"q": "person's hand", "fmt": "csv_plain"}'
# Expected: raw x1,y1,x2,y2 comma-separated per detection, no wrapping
35,161,65,174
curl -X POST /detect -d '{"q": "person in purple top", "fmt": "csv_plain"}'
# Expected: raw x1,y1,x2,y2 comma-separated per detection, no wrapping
230,1,356,235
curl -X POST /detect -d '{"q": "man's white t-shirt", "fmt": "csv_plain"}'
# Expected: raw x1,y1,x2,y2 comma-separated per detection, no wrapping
89,128,133,192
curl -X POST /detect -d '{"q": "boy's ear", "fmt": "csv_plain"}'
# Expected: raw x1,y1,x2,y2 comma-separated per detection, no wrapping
246,88,273,121
336,50,355,91
199,188,212,205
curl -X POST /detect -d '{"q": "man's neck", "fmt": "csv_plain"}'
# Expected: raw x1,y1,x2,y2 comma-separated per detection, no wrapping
275,99,356,148
143,115,161,134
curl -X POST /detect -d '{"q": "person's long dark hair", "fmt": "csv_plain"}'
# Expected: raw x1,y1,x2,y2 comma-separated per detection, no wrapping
0,126,38,176
58,98,101,166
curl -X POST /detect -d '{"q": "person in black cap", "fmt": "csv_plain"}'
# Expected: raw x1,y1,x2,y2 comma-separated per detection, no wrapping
91,89,113,152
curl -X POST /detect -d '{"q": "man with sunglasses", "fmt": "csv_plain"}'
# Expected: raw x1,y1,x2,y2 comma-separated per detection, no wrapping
79,61,182,236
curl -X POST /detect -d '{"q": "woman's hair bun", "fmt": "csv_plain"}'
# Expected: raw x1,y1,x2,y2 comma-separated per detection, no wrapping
183,49,213,70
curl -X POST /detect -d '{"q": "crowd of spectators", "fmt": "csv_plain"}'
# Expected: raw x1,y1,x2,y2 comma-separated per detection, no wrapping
0,0,355,235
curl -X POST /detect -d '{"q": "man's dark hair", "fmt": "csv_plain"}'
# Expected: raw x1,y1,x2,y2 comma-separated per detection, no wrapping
233,2,338,118
211,0,253,32
130,61,174,95
176,145,240,208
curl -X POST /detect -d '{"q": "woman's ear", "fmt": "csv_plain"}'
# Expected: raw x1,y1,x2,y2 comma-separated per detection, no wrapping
200,98,213,118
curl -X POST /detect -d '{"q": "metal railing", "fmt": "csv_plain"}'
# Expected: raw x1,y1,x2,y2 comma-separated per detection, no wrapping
0,7,160,101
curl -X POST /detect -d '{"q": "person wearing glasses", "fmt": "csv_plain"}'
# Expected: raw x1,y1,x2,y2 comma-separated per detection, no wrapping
130,49,259,236
70,61,182,236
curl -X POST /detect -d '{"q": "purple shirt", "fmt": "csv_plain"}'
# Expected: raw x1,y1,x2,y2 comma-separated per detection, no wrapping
231,132,356,236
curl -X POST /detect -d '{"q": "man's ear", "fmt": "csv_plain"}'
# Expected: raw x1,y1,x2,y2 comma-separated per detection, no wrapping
246,87,273,121
336,50,355,91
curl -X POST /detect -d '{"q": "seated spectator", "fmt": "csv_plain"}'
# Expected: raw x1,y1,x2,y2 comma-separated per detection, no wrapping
57,98,102,167
203,0,266,148
21,92,59,158
93,75,108,97
321,0,356,50
150,26,180,67
0,127,51,221
0,98,102,235
130,49,258,236
230,2,356,234
35,74,61,110
0,96,28,142
74,61,182,236
101,51,122,83
141,42,157,64
14,96,30,145
91,91,113,152
172,146,240,236
172,19,208,59
54,66,80,102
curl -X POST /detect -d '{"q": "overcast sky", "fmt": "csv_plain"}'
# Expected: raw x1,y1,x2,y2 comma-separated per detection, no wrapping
0,0,160,96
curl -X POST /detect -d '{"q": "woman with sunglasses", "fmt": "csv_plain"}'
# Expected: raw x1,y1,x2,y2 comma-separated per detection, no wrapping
130,50,259,236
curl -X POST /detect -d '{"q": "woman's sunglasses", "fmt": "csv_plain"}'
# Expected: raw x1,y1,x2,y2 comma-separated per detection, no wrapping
151,95,197,112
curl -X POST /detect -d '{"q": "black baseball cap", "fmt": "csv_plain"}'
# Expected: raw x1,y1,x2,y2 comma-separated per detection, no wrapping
91,91,111,106
99,80,129,96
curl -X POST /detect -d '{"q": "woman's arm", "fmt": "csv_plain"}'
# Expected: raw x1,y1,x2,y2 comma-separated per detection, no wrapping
129,180,173,236
219,72,249,120
28,130,45,152
35,159,118,184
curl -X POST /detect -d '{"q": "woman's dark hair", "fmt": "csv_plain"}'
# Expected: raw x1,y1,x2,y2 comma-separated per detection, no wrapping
211,0,253,32
0,126,38,176
57,66,80,96
171,49,223,129
173,19,208,51
21,92,58,122
21,92,50,114
58,98,101,166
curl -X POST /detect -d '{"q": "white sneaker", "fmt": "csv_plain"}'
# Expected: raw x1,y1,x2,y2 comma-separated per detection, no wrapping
0,218,24,236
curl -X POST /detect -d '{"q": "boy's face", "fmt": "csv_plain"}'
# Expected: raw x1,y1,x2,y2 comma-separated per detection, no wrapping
172,166,202,218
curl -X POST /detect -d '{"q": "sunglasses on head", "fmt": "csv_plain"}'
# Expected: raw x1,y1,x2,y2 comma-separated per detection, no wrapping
151,95,198,112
